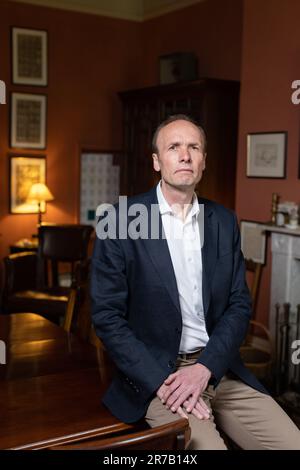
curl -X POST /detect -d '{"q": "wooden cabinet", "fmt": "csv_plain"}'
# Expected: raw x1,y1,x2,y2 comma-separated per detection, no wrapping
119,79,239,209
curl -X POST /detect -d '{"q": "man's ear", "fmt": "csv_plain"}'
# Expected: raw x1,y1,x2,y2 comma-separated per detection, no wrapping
152,153,160,172
202,153,206,171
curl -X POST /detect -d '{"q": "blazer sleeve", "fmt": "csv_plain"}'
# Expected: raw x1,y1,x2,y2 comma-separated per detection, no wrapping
91,228,167,399
196,213,252,383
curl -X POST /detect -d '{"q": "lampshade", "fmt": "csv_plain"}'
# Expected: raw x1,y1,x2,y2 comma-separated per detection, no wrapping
27,183,54,203
27,183,54,226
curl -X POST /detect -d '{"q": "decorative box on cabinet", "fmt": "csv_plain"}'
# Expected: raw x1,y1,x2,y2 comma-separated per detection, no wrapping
119,79,240,210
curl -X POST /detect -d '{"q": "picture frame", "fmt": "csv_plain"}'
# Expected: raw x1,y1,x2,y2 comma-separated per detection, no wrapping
11,92,47,149
12,27,48,86
9,155,46,214
79,148,121,227
159,52,198,84
247,132,287,178
240,220,267,265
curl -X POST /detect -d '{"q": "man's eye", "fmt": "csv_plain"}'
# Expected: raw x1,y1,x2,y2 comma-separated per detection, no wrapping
169,145,177,150
192,145,200,150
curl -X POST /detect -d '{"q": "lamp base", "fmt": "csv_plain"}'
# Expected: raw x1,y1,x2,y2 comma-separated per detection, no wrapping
38,202,42,226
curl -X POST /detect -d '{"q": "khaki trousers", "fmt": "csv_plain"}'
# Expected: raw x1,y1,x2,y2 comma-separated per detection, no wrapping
145,356,300,450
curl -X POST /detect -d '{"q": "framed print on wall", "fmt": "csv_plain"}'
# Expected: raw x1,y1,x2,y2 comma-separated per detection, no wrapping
247,131,287,178
79,149,120,227
11,92,47,149
12,27,48,86
9,155,46,214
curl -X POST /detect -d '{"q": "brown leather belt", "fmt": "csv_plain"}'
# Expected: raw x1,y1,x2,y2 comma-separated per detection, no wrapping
177,348,205,360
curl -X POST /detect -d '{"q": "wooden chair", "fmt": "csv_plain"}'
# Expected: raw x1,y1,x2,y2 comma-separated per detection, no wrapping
1,225,93,325
245,259,263,314
37,224,93,289
240,320,273,380
1,251,79,332
67,258,104,349
49,419,191,450
62,284,78,332
240,259,273,382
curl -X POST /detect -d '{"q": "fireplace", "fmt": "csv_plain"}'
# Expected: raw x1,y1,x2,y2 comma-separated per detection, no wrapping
241,223,300,423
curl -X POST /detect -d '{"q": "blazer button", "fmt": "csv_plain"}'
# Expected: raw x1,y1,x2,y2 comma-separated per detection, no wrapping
175,327,181,334
168,361,174,368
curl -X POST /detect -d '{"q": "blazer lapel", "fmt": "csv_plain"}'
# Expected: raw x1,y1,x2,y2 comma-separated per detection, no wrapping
142,190,181,316
200,202,219,316
144,236,181,316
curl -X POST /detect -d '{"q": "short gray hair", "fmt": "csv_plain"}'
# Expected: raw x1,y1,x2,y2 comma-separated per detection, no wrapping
152,114,207,155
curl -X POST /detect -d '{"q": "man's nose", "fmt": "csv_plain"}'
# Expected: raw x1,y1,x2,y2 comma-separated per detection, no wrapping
179,147,191,162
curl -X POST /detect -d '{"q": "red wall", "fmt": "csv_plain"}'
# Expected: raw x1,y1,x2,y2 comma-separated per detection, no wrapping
236,0,300,325
142,0,243,85
0,0,243,262
2,0,291,327
0,0,142,259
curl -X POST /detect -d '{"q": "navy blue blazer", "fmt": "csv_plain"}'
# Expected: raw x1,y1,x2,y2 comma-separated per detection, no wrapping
91,187,267,423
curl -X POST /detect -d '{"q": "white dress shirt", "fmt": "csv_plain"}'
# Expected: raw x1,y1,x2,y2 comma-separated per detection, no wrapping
156,182,209,353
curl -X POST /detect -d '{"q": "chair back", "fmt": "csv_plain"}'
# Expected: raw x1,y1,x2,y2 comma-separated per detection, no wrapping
2,252,37,301
37,224,93,288
245,258,262,314
241,259,272,381
38,224,93,262
49,419,190,450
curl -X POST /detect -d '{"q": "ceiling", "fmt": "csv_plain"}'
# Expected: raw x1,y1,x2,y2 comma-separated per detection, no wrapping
10,0,204,21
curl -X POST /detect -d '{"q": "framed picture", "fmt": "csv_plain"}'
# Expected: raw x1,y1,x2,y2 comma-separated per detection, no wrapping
159,52,198,84
240,220,267,264
9,155,46,214
12,27,48,86
247,132,287,178
79,148,121,227
11,92,47,149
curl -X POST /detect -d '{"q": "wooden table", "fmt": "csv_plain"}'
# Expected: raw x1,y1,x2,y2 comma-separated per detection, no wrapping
0,313,132,450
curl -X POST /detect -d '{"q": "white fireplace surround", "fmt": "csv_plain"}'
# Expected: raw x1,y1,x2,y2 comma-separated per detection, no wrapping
240,222,300,339
268,227,300,338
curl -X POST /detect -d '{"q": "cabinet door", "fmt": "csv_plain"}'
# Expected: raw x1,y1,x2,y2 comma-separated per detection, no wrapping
122,95,205,196
122,101,158,196
120,80,239,209
195,85,239,209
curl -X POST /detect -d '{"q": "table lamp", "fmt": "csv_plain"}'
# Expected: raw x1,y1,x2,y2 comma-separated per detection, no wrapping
27,183,54,225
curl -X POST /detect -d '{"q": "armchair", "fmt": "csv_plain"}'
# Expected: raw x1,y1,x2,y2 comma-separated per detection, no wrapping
2,224,93,326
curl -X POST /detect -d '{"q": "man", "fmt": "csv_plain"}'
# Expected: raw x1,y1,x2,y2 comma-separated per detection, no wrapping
91,115,300,449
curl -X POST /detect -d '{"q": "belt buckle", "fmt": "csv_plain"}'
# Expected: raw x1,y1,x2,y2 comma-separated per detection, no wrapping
179,349,203,360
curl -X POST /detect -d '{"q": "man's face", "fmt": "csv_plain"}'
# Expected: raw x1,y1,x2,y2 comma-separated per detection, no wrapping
152,120,206,191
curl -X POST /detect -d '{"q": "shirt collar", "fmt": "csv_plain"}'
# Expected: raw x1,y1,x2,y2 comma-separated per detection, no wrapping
156,181,200,219
156,181,173,215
